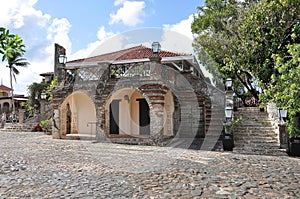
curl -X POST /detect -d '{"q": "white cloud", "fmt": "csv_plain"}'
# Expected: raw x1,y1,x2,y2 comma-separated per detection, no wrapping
163,14,194,40
163,15,213,79
70,26,118,60
114,0,127,6
0,0,50,29
97,26,115,41
109,1,145,26
47,18,72,54
0,0,72,94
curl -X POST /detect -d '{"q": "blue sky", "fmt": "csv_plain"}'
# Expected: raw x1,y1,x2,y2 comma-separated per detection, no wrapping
0,0,204,94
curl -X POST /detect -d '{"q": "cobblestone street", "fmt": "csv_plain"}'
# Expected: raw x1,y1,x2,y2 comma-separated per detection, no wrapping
1,132,300,198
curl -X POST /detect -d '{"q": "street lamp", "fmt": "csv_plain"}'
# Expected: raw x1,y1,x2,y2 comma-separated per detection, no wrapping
41,92,46,100
152,42,161,54
225,78,233,90
225,106,233,121
278,108,288,122
58,54,67,64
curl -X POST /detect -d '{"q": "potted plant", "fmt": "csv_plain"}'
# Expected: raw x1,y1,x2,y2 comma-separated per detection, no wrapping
40,119,52,135
287,116,300,157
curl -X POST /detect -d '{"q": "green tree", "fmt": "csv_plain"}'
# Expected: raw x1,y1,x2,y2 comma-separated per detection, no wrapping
192,0,300,104
7,53,29,113
262,44,300,136
0,27,25,61
1,27,28,114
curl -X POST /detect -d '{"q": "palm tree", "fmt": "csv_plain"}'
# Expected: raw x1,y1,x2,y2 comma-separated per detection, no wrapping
7,53,29,114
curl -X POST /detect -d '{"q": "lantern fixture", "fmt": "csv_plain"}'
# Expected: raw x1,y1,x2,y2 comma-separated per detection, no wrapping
225,106,233,121
225,78,233,90
41,92,46,100
151,42,161,54
278,108,288,121
58,54,67,64
124,95,130,103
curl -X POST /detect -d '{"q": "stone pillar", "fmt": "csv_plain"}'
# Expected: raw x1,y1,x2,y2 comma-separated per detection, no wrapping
54,43,66,84
150,103,165,137
18,109,25,123
52,109,61,139
40,100,46,115
279,124,288,149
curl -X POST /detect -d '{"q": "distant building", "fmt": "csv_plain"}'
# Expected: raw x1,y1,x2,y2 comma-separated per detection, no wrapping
0,84,27,114
40,72,54,83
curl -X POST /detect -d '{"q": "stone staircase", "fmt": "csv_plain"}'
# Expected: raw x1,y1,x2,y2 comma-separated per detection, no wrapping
0,123,37,132
233,107,287,155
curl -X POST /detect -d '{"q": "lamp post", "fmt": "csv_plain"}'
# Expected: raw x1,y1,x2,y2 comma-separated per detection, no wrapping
278,108,288,122
40,92,47,116
223,77,234,151
225,106,233,122
149,41,162,63
225,78,233,90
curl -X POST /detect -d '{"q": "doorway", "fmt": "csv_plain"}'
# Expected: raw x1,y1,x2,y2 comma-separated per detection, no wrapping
137,99,150,135
110,100,120,134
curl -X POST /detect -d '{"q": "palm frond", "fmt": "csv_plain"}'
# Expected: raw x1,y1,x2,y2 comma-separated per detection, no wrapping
12,67,20,75
13,73,17,83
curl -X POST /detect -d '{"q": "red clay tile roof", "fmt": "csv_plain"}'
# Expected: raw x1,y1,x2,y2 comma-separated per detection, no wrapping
0,84,11,91
67,45,189,64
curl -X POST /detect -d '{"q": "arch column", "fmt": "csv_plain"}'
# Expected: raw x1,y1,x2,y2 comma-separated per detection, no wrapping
52,109,61,139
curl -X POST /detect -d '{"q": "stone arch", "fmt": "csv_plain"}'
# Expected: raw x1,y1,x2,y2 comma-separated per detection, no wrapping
60,91,96,137
3,102,10,113
104,88,151,137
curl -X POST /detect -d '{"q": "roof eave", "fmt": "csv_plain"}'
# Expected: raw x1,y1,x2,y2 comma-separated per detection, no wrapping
65,55,195,68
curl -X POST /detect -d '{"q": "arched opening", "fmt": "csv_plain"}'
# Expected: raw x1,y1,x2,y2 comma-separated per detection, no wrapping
3,102,10,113
66,103,72,134
105,88,150,137
60,92,96,137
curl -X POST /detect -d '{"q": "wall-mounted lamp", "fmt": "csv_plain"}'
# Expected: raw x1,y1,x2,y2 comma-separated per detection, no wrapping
278,108,288,122
225,106,233,121
225,78,233,90
124,95,130,103
58,54,67,64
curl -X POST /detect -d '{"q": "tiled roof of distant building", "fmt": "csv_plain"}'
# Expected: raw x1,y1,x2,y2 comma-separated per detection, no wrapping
0,84,11,91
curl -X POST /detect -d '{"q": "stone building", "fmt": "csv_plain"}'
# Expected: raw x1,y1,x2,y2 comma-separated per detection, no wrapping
0,84,27,114
51,43,217,145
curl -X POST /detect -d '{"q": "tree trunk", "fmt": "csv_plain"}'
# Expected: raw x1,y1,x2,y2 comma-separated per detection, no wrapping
10,67,15,114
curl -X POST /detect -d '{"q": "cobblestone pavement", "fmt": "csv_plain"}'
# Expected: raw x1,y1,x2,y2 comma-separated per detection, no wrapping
1,132,300,198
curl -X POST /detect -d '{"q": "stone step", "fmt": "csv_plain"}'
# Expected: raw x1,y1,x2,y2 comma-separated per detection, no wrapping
235,142,280,148
0,123,37,132
234,133,277,137
231,107,282,155
235,137,278,142
234,126,275,130
233,148,287,156
234,131,277,135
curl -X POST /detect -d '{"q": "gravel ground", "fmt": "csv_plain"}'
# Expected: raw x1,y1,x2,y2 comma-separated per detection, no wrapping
1,131,300,198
